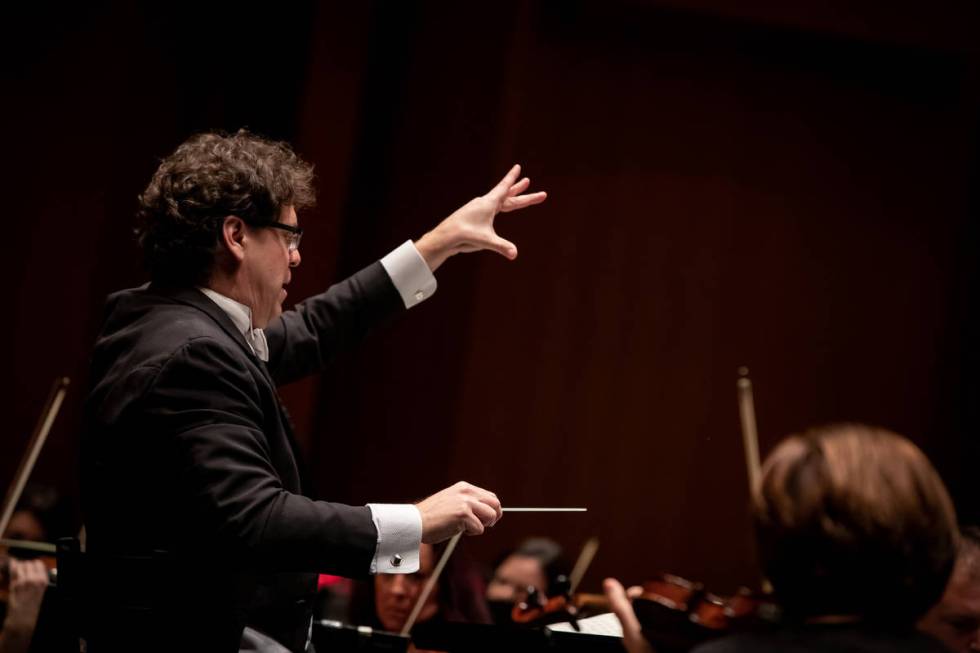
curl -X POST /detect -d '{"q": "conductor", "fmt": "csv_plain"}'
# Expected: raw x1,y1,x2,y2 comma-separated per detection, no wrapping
80,130,546,652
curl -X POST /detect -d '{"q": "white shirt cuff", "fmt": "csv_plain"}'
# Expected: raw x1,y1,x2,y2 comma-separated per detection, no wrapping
367,503,423,574
380,240,437,309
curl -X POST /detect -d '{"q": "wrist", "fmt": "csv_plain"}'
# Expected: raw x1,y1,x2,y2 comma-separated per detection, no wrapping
1,620,34,639
415,227,453,273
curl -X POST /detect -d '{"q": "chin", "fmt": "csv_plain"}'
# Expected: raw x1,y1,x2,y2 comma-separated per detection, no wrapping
379,615,401,632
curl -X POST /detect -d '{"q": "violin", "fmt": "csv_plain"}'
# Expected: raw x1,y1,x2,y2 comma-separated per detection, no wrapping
511,537,602,628
510,589,614,620
510,586,622,626
510,575,581,626
631,573,780,651
508,572,780,649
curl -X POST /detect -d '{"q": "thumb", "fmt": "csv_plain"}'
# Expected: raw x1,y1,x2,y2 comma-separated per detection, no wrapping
604,578,654,653
485,235,518,260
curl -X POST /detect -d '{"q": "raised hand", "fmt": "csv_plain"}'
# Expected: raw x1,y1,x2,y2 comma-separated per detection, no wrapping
415,164,547,272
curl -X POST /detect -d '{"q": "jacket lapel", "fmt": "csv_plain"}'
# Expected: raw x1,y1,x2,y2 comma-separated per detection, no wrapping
148,284,313,492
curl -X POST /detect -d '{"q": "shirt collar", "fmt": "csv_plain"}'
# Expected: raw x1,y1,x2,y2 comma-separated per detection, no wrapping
197,287,269,361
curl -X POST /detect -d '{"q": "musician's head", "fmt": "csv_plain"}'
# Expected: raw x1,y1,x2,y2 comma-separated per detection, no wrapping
919,526,980,653
753,423,957,625
4,483,71,544
374,543,439,632
136,130,315,327
353,540,490,632
486,537,567,604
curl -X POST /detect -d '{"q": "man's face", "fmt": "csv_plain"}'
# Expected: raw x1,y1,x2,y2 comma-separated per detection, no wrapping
374,544,438,632
920,554,980,653
241,205,301,328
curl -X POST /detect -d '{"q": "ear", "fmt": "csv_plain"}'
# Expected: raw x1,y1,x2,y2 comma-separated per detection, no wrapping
220,215,247,263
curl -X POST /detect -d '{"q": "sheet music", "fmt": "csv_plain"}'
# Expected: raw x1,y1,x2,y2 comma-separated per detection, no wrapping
546,612,623,638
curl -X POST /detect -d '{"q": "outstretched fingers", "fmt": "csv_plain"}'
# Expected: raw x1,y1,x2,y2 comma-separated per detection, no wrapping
508,177,531,196
487,164,523,201
501,190,547,213
501,175,547,212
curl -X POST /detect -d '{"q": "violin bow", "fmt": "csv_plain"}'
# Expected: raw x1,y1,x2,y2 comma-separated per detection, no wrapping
736,368,775,593
568,536,599,595
736,367,761,495
0,538,57,554
400,532,462,637
0,377,70,538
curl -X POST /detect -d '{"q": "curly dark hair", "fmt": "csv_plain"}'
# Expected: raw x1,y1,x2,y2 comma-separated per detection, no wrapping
136,129,316,286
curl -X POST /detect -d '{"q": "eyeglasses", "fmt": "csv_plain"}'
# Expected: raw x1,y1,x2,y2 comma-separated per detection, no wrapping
263,221,304,252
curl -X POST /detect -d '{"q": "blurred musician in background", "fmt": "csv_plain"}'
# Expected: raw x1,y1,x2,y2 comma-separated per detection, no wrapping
341,542,489,653
485,537,568,623
4,484,72,546
920,526,980,652
605,423,958,653
350,542,490,637
0,484,69,653
81,130,545,652
373,545,440,635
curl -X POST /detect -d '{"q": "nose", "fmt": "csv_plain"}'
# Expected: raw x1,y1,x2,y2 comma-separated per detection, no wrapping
389,575,408,597
289,248,301,268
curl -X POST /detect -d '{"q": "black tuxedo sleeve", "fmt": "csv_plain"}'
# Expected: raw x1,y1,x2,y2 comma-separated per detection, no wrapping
264,261,404,386
142,335,377,577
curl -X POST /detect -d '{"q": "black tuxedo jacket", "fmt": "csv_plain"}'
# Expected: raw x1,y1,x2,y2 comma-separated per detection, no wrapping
81,262,403,652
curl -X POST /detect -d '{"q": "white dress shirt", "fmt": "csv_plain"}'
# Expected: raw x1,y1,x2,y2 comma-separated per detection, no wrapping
198,239,435,575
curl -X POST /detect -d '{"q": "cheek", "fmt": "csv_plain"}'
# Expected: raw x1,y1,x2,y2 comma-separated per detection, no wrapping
375,592,391,616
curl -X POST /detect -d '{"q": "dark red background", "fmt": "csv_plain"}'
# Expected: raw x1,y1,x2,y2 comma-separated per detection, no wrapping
3,1,980,594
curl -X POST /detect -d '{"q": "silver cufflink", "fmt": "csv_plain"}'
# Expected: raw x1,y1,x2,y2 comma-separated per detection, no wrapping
414,291,424,302
391,554,402,567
